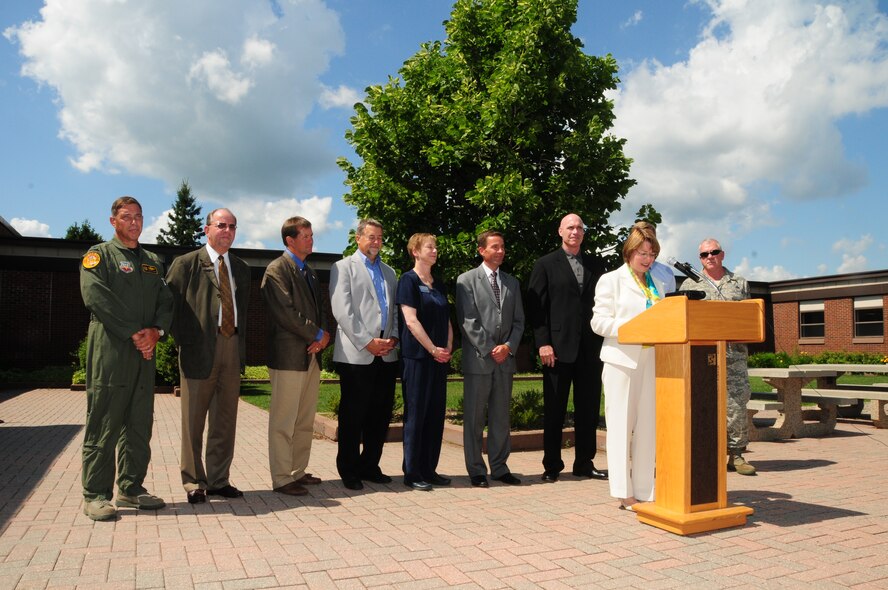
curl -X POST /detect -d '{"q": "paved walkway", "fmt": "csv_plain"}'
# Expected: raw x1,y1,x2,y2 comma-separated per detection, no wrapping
1,388,887,589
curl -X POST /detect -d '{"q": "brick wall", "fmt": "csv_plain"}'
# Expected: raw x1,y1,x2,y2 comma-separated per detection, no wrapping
772,296,888,355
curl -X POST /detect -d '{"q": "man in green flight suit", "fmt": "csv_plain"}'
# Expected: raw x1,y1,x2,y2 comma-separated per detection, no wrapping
80,196,174,521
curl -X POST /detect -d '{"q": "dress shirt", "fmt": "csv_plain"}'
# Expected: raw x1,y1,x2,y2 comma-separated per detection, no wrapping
206,244,238,328
359,250,389,333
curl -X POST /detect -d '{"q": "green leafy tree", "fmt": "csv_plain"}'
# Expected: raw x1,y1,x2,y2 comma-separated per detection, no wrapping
156,180,203,246
338,0,635,283
64,219,103,242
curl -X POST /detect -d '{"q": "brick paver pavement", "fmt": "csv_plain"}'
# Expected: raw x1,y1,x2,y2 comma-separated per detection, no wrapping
1,388,887,589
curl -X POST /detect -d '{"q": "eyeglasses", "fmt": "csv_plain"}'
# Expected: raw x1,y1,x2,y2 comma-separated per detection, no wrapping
211,223,237,231
699,249,723,258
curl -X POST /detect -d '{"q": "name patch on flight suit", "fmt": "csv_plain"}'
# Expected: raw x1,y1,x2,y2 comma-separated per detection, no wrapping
119,261,135,274
82,251,101,269
141,263,159,274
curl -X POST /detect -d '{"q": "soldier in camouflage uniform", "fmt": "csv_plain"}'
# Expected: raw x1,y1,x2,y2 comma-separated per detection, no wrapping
79,196,174,520
679,238,756,476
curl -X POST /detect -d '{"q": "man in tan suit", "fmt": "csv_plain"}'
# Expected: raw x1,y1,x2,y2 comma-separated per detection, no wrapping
260,216,331,496
167,208,251,504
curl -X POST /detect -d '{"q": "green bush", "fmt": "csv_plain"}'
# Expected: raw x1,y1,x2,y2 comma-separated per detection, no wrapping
449,347,463,375
451,387,545,430
510,388,545,431
321,345,337,374
748,350,887,368
71,334,180,386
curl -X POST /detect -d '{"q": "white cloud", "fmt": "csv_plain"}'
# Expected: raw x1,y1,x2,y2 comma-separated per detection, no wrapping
10,217,51,237
612,0,888,235
5,0,345,200
621,10,643,29
733,257,797,282
140,209,173,245
837,254,868,274
833,234,874,273
228,195,344,249
241,36,275,68
319,84,362,110
189,50,254,105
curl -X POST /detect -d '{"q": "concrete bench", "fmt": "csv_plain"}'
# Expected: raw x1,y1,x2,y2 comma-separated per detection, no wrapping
800,387,888,429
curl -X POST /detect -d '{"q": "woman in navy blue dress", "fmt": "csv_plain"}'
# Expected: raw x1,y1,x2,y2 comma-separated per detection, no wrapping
396,233,453,490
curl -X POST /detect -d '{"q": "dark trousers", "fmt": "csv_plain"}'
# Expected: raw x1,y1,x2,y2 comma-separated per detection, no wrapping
542,356,603,474
401,357,447,483
335,358,398,481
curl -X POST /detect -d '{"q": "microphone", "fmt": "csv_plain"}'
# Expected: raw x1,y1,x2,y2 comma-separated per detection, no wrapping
666,256,704,282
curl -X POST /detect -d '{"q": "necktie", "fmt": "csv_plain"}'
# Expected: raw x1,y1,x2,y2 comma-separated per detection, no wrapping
490,270,501,308
218,256,235,337
302,266,316,302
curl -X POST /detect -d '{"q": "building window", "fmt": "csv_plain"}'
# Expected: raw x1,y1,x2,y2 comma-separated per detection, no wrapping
799,300,825,338
854,296,884,338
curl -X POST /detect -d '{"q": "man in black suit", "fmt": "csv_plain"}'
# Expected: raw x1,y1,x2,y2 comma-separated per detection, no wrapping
527,213,607,483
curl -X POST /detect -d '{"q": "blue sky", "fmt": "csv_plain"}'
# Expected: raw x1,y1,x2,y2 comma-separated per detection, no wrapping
2,0,886,281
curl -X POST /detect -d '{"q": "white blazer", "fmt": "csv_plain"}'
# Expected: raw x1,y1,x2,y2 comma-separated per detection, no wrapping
329,251,399,365
590,265,671,370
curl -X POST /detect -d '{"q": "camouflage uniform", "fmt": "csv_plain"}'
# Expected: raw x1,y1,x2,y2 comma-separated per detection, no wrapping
679,269,751,453
80,237,174,503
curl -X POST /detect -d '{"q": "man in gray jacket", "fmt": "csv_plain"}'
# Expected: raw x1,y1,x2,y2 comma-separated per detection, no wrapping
456,230,525,487
329,219,400,491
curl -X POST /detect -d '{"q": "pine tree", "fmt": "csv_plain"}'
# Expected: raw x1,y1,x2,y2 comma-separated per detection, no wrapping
157,180,204,246
64,219,103,242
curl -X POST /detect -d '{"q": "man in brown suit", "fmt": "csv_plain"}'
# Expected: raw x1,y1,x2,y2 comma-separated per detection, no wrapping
260,216,331,496
167,208,251,504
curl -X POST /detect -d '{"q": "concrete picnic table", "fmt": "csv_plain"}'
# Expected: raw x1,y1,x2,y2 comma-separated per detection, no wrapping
746,367,839,441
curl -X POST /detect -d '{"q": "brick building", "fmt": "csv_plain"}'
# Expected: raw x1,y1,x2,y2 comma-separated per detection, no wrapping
770,270,888,356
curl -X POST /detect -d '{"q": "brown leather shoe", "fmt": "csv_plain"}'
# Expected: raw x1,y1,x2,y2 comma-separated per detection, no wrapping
273,481,309,496
297,473,322,485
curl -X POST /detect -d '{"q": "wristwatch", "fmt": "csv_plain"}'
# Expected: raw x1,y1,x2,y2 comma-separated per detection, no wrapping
155,327,165,337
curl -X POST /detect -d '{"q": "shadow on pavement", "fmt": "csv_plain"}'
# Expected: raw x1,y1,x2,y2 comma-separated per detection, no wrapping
732,489,865,527
751,459,835,472
0,423,82,534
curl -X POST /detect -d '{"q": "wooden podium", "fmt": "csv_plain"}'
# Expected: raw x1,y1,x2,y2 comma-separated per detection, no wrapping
618,295,765,535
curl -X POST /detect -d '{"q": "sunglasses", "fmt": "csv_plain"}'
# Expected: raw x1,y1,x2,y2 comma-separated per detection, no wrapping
699,249,723,258
211,223,237,231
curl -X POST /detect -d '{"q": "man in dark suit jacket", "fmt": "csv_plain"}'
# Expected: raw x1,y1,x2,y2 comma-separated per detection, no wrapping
456,230,524,488
260,216,331,496
167,208,251,504
527,213,607,483
329,219,399,491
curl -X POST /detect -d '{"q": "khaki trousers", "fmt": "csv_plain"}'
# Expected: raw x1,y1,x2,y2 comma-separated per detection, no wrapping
268,358,320,489
179,333,240,492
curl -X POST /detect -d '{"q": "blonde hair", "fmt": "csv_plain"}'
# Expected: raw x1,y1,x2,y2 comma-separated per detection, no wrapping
407,233,436,260
622,222,660,263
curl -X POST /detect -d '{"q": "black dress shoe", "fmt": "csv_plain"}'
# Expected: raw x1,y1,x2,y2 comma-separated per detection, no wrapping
405,480,433,491
361,473,393,484
187,489,207,504
493,473,521,485
470,475,489,488
343,479,364,491
427,474,451,486
541,472,559,483
573,465,609,480
207,485,243,498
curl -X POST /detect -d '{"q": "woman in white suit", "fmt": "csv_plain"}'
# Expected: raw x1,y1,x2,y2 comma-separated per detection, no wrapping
591,223,670,511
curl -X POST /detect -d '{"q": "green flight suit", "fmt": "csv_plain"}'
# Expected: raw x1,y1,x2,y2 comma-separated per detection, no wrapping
80,237,174,502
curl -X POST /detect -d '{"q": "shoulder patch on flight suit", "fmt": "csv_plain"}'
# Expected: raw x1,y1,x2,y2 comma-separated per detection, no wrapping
82,251,101,269
141,263,158,274
119,260,135,273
